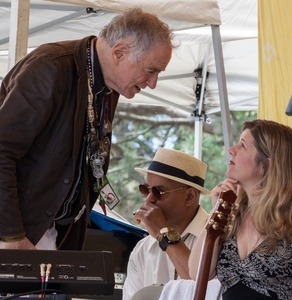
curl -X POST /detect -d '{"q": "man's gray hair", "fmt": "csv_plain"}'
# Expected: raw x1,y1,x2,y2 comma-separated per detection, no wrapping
99,8,174,61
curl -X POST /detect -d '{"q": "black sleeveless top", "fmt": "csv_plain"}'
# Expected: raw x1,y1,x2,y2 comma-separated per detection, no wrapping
216,235,292,299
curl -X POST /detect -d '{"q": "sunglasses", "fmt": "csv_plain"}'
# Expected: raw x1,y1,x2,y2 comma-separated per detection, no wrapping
138,183,187,201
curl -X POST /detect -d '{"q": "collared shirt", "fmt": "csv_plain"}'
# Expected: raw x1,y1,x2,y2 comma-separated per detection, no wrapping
122,206,208,300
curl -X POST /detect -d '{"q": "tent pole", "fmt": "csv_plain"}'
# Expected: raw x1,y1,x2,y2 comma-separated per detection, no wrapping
194,50,209,160
211,25,233,163
194,120,203,160
8,0,30,70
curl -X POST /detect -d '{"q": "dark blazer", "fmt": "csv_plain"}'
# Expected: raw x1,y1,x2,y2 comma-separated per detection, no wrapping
0,36,119,249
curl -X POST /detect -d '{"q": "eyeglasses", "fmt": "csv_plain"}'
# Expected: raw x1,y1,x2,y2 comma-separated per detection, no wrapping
138,183,187,201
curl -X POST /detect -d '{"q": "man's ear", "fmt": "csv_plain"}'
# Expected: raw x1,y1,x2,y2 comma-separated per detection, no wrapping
112,41,129,61
185,187,200,206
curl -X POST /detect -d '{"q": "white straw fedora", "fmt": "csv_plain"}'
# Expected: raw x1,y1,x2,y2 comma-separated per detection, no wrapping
135,147,210,195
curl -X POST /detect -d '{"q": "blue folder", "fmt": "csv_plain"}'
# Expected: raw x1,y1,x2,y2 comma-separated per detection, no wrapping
90,210,148,239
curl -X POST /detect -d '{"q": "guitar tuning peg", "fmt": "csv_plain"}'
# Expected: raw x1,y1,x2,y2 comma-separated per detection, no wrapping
229,214,236,221
233,203,239,210
221,201,228,209
217,212,224,220
212,222,219,230
222,201,233,209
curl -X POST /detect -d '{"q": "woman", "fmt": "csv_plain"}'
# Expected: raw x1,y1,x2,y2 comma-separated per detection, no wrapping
189,119,292,299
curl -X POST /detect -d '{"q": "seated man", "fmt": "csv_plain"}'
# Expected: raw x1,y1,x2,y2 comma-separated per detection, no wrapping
122,147,210,300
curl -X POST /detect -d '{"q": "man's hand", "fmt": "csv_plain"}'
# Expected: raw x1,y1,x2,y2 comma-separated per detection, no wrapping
0,237,36,249
133,202,168,238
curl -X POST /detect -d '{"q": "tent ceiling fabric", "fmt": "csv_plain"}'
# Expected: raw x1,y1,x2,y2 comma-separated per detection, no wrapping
46,0,222,25
0,0,258,115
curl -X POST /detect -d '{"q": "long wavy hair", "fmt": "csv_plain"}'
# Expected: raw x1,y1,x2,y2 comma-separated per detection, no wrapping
227,119,292,251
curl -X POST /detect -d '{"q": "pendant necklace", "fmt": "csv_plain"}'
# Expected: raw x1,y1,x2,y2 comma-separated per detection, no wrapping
86,38,112,191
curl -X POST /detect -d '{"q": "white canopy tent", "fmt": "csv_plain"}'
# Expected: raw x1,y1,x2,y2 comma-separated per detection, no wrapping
0,0,258,159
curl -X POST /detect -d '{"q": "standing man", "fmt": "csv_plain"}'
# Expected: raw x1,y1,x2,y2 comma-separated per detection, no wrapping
123,147,210,299
0,8,173,250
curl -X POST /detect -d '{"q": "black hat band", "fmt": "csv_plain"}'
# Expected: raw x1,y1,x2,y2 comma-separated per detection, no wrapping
148,161,205,187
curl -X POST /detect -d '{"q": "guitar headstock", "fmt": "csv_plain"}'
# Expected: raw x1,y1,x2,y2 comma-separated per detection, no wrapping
206,190,237,239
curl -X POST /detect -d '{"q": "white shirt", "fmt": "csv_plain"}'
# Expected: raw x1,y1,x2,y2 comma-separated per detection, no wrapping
122,206,208,300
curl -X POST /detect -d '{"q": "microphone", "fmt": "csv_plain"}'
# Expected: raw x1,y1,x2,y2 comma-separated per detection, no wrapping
285,96,292,116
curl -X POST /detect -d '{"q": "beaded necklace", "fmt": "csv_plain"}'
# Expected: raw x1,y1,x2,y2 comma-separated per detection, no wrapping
87,38,112,191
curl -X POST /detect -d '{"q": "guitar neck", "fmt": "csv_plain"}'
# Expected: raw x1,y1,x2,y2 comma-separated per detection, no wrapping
193,232,216,300
193,190,237,300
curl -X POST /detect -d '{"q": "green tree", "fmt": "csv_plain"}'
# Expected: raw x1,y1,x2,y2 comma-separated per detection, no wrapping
104,103,257,222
